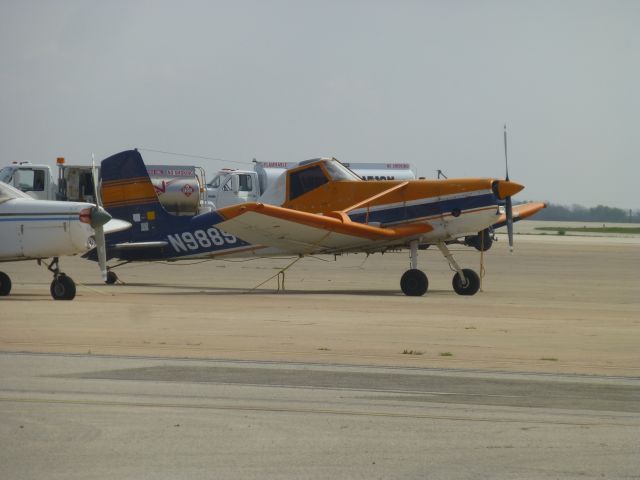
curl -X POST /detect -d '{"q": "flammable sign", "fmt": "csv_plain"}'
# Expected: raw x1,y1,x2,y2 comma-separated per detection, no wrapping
181,183,195,197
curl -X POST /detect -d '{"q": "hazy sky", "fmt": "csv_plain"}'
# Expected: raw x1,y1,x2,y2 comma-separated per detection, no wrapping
1,0,638,208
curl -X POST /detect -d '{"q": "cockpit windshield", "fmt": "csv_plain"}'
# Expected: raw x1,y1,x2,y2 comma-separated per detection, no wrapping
0,181,32,204
322,159,362,181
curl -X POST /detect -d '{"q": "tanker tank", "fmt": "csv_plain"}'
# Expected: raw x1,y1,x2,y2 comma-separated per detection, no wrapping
146,164,204,216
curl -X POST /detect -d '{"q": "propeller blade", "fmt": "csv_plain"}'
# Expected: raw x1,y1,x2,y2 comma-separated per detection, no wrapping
90,155,109,281
503,124,514,252
95,225,108,282
91,154,103,206
89,205,111,282
505,196,514,253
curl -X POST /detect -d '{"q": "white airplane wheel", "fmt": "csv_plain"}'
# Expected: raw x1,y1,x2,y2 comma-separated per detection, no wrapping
400,269,428,296
50,275,76,300
0,272,11,296
452,269,480,296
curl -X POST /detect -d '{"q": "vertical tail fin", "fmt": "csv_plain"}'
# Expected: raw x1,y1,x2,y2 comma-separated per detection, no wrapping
101,150,161,210
100,149,168,242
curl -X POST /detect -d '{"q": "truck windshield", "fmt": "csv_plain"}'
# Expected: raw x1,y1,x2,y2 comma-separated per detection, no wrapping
0,167,13,184
208,175,221,188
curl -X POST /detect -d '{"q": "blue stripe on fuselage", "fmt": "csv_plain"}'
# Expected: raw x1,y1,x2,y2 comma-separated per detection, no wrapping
349,193,498,225
0,216,78,222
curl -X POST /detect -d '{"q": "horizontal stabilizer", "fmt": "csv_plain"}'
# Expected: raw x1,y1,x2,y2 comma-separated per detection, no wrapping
112,241,169,250
103,218,132,235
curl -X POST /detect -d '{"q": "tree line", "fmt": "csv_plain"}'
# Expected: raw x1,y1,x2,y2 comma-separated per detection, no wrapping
523,202,639,223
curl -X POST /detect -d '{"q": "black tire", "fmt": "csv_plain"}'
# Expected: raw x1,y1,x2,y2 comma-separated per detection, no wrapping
50,275,76,300
0,272,11,296
465,229,493,251
452,269,480,296
400,269,428,296
105,271,118,285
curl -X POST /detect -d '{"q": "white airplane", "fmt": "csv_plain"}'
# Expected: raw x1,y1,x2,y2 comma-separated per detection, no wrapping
0,180,128,300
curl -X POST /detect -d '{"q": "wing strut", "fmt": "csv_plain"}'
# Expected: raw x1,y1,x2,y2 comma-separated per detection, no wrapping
338,181,409,216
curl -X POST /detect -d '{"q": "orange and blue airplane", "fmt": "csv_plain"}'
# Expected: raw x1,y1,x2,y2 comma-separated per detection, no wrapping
90,149,545,296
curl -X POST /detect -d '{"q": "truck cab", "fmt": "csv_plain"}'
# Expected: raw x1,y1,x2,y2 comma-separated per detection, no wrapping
0,163,56,200
206,170,260,209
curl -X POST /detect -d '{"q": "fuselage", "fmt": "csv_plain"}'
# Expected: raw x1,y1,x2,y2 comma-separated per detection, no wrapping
103,178,512,261
0,195,96,262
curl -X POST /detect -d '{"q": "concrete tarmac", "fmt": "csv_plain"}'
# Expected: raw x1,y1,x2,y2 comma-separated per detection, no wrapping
1,352,639,480
1,231,639,478
1,233,638,376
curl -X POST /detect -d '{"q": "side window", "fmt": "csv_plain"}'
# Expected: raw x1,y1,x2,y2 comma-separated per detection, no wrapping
222,178,232,191
238,174,252,192
32,170,45,191
289,165,328,201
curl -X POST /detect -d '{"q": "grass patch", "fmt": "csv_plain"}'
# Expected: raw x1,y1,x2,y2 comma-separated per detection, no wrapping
402,349,424,356
439,352,453,357
535,226,640,234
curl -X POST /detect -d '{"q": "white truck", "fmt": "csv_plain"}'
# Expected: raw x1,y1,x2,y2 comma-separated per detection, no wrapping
206,159,416,209
0,159,96,203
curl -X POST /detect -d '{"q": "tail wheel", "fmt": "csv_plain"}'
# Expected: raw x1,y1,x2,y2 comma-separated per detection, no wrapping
0,272,11,296
105,271,118,285
400,269,428,296
50,274,76,300
452,269,480,296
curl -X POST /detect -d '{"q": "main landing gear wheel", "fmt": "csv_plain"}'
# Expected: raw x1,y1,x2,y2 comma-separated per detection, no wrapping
50,274,76,300
400,269,428,296
452,269,480,296
0,272,11,296
105,271,118,285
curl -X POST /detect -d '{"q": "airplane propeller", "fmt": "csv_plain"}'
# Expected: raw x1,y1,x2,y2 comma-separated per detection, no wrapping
91,154,111,281
503,125,514,252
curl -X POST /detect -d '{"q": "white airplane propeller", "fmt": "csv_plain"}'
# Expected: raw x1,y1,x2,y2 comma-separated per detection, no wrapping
91,154,111,281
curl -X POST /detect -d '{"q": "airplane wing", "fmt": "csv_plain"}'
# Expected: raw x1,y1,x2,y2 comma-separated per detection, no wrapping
216,203,432,255
492,202,547,230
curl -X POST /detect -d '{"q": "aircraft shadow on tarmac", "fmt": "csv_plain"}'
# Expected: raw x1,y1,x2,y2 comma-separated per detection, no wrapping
85,282,425,297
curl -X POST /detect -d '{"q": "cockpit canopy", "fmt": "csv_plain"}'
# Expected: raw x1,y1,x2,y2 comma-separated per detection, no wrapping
259,158,361,206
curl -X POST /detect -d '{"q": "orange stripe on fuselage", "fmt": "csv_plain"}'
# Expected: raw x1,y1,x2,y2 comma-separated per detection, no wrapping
102,177,157,207
282,178,497,214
